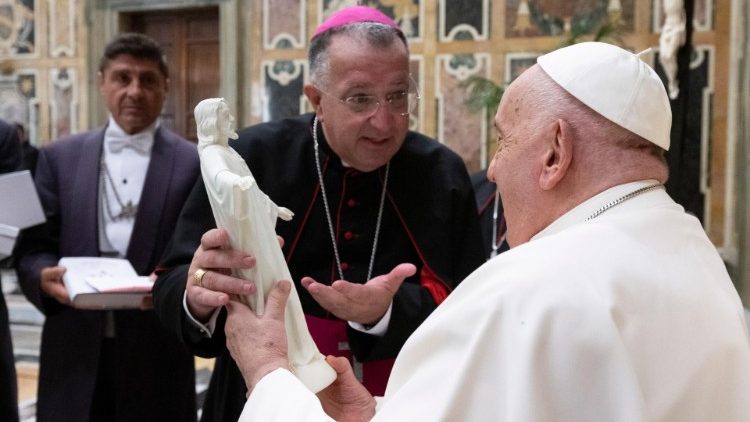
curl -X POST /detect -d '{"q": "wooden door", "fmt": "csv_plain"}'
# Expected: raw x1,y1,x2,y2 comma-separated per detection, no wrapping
124,8,220,142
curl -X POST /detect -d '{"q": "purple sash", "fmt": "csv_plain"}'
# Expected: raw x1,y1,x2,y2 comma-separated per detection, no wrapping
305,314,394,395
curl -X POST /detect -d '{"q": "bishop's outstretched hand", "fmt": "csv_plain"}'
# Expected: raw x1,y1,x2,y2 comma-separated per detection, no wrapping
301,263,416,325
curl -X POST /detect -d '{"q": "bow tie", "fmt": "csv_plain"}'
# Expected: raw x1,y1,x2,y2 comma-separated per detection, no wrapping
107,133,153,155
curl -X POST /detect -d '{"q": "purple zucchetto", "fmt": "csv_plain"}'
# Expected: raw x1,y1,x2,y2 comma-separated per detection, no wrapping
312,5,401,39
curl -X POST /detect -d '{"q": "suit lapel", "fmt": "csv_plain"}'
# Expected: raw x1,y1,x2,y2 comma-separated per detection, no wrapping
127,127,176,274
73,129,105,256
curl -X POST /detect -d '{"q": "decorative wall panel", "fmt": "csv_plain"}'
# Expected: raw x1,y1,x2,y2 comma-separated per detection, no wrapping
49,0,76,57
436,53,490,173
505,0,634,37
0,71,38,144
50,68,77,139
261,59,306,122
0,0,35,56
691,0,713,31
504,53,539,84
239,0,734,243
5,0,743,265
439,0,489,41
320,0,358,21
263,0,305,49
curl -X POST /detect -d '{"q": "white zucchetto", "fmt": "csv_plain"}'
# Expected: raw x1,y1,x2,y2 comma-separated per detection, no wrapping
537,42,672,151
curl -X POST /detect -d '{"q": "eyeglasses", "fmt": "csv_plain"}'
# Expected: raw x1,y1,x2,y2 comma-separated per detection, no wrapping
315,76,420,117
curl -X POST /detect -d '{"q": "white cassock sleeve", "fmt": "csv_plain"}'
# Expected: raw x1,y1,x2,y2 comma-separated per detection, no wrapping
238,369,335,422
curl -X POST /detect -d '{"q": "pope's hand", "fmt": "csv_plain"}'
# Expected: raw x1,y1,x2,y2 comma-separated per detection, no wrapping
40,266,71,305
225,280,291,394
317,356,376,422
186,228,256,322
301,263,416,325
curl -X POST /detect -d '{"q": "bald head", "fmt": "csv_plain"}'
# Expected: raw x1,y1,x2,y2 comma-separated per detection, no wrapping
488,64,669,247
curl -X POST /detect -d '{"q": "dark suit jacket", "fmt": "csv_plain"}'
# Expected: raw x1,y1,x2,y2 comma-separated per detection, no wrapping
0,119,21,173
0,118,21,422
15,126,200,422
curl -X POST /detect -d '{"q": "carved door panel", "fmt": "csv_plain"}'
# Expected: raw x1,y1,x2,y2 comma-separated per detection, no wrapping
125,8,220,142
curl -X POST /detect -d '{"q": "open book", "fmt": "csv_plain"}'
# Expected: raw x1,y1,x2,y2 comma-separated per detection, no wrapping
59,257,153,309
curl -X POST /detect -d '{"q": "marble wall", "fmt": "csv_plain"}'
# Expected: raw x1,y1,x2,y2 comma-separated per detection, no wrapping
243,0,740,258
0,0,742,261
0,0,83,146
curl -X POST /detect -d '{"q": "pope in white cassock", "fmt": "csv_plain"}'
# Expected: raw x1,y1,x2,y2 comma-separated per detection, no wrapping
224,42,750,421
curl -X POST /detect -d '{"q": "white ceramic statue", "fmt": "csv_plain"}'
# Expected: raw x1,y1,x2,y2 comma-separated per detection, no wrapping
659,0,686,99
195,98,335,393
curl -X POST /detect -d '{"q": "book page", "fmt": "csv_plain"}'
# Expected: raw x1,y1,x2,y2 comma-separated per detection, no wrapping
59,257,144,296
86,275,152,293
0,170,45,230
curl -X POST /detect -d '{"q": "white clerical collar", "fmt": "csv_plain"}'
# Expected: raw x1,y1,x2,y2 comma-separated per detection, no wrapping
531,179,663,241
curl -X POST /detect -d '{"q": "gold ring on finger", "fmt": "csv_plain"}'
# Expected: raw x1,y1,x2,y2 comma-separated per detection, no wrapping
193,268,207,288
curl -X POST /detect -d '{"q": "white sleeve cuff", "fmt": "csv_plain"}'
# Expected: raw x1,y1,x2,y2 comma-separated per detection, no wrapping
348,302,392,336
182,290,221,337
239,368,334,422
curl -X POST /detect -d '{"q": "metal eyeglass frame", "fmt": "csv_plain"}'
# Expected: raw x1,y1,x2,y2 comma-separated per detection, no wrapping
314,75,421,117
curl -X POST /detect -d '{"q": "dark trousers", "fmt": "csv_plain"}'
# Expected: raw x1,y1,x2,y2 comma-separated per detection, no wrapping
0,277,19,422
89,338,116,422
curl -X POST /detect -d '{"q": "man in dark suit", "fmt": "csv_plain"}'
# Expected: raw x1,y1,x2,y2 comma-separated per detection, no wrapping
0,117,22,422
15,33,199,422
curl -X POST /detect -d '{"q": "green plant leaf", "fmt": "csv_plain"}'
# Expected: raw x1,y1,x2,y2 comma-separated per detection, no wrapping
461,75,504,113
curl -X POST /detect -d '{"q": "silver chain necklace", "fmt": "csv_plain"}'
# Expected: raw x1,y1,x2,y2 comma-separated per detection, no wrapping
585,183,664,221
312,116,389,282
100,159,138,220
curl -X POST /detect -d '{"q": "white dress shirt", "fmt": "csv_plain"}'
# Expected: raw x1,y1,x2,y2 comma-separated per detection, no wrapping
99,116,157,257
